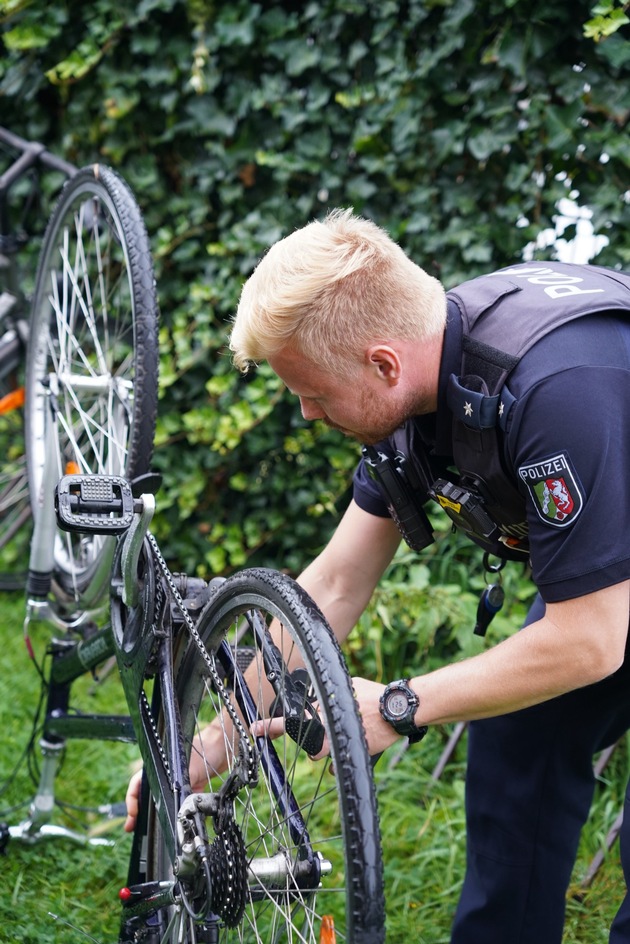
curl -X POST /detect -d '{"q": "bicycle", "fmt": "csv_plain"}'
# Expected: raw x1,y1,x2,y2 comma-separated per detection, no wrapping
0,130,385,942
4,476,386,943
31,472,385,943
0,127,76,585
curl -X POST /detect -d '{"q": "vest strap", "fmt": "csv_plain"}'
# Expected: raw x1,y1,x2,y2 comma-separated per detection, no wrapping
498,385,517,431
447,373,501,430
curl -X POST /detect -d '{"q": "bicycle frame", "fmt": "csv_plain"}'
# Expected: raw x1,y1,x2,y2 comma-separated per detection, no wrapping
0,126,384,943
0,125,75,353
1,131,376,935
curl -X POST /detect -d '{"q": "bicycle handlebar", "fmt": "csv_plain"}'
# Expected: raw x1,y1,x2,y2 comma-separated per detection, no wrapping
0,126,76,194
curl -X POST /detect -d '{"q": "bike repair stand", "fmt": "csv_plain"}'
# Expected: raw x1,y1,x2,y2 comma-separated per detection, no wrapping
5,387,115,849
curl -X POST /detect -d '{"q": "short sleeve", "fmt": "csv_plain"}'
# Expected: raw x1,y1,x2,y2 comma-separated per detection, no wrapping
507,329,630,602
352,456,393,518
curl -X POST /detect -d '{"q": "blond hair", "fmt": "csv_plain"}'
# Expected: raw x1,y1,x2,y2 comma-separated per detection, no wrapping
229,208,446,377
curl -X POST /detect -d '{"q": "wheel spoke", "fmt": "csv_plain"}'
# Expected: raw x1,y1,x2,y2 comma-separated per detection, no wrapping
25,166,158,601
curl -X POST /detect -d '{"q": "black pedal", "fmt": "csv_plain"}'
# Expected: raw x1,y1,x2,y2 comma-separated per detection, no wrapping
284,713,326,756
269,668,326,756
55,474,135,534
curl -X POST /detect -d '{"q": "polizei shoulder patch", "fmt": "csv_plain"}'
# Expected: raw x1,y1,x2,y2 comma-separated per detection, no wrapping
518,453,583,528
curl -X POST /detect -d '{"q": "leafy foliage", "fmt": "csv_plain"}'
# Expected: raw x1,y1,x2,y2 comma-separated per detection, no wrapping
348,511,536,683
0,0,628,659
585,1,630,41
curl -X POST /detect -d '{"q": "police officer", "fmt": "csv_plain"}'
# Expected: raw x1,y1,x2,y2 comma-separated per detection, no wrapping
226,207,630,943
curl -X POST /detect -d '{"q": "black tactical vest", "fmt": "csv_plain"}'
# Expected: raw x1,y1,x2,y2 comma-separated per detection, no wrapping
441,262,630,559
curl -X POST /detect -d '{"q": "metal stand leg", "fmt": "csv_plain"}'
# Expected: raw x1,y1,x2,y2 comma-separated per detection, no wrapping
580,740,623,890
9,738,113,847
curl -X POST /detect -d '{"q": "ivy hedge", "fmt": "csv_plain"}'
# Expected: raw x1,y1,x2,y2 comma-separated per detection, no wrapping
1,0,628,585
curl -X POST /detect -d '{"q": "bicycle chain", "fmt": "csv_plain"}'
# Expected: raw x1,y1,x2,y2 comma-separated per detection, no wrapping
146,532,258,785
145,533,258,920
139,688,171,781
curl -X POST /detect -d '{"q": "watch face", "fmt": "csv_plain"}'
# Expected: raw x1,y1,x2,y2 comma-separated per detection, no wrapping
386,691,409,719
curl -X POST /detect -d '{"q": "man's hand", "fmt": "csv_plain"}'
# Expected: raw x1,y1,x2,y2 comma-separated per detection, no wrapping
123,720,231,833
251,677,403,759
124,768,142,833
350,677,402,755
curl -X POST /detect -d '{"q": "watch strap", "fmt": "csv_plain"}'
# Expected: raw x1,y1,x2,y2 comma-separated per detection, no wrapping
379,678,428,744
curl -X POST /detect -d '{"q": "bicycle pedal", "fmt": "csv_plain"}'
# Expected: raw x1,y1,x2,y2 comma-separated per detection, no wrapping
182,576,225,614
285,714,326,756
55,474,135,534
269,668,326,755
233,646,256,674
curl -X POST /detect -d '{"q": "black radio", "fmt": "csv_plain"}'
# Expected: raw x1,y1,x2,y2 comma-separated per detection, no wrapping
362,446,434,552
428,478,498,538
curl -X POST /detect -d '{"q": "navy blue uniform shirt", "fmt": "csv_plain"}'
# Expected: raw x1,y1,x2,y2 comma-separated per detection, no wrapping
353,302,630,603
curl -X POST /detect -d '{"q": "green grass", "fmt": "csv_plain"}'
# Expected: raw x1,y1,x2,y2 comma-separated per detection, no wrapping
372,733,628,943
0,591,137,943
0,590,627,942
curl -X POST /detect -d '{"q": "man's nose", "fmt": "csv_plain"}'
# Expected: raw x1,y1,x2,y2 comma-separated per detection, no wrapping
299,397,325,421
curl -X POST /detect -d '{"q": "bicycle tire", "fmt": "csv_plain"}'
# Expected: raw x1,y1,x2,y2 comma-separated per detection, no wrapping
25,164,158,599
143,567,385,944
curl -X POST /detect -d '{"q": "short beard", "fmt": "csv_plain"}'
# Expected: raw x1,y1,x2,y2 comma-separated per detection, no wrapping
326,385,429,445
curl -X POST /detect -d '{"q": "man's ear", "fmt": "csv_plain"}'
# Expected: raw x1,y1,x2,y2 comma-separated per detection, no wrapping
366,344,402,384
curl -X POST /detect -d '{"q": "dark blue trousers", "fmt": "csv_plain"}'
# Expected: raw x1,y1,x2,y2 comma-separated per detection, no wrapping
451,596,630,944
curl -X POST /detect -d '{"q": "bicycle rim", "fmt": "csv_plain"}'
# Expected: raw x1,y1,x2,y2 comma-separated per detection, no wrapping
25,165,158,600
144,568,385,944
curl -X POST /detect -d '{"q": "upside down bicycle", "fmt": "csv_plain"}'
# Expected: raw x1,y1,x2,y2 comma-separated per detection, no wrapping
0,127,385,943
44,472,386,942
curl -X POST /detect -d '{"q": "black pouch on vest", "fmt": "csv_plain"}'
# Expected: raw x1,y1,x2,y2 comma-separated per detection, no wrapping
362,445,434,552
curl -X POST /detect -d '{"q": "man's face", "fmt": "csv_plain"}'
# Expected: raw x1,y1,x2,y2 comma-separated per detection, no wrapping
268,347,423,445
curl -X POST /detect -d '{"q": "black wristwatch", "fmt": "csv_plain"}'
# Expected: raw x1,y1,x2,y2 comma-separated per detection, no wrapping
379,679,428,744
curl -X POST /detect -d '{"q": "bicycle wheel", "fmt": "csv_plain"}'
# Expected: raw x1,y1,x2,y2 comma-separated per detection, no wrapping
143,567,385,944
25,164,158,599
